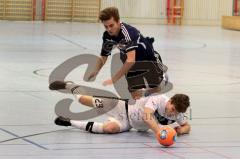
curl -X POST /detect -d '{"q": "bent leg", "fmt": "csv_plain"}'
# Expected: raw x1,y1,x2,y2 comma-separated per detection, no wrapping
70,119,121,134
70,117,130,134
78,95,94,107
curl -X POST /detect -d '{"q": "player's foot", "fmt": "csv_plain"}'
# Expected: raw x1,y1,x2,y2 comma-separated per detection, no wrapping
54,116,71,126
49,81,73,90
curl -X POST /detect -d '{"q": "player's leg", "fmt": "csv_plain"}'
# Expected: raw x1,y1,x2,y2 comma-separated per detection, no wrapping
126,63,162,99
125,70,146,99
49,81,110,108
54,97,131,133
139,61,164,97
55,116,104,133
51,81,131,133
54,116,127,134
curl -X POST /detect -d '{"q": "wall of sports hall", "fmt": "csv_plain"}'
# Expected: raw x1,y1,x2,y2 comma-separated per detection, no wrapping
0,0,239,29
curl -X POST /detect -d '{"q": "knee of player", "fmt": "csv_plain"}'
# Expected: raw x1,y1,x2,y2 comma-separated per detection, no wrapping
103,124,120,134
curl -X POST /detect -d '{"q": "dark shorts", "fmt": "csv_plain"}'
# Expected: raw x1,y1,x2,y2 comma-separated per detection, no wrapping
126,61,163,92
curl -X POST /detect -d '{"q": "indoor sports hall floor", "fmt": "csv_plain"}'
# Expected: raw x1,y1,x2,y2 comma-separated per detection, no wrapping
0,21,240,159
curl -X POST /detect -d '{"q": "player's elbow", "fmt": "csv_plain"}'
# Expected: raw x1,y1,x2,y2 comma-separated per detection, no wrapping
126,59,135,65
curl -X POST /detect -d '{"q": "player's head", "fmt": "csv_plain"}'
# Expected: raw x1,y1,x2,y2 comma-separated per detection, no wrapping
99,7,121,36
166,94,190,116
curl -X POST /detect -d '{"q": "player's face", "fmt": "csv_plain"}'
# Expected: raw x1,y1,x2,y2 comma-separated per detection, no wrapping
166,101,178,116
102,17,121,36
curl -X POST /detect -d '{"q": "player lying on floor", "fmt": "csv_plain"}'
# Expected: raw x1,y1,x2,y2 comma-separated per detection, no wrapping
49,81,191,136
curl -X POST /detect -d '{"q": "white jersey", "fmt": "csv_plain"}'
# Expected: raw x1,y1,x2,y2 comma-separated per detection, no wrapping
127,94,187,131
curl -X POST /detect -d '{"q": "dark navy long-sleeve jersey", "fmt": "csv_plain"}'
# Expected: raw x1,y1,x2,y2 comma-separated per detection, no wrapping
100,22,157,63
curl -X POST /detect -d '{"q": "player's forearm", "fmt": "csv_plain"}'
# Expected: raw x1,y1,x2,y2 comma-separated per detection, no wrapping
94,56,107,73
112,61,135,82
143,110,161,134
144,118,161,134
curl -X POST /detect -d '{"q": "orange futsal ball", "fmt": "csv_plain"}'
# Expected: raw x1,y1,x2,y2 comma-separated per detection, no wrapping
156,126,177,146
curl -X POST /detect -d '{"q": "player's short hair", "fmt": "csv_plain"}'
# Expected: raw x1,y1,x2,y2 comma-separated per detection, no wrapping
99,7,120,22
170,94,190,113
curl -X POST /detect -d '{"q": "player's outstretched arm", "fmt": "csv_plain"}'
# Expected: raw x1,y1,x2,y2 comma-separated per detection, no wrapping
143,107,162,134
111,50,135,83
88,56,108,81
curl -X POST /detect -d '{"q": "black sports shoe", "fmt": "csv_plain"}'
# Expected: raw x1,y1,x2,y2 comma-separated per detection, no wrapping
54,116,71,126
49,81,72,90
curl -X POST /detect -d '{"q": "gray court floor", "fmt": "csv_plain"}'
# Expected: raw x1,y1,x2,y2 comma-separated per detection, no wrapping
0,21,240,159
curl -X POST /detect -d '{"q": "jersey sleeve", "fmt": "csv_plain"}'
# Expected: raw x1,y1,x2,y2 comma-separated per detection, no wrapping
125,35,138,52
121,24,139,53
176,113,188,126
144,96,159,111
100,32,114,56
145,95,169,112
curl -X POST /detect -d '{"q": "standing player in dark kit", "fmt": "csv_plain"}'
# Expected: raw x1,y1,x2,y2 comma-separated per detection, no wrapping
87,7,166,99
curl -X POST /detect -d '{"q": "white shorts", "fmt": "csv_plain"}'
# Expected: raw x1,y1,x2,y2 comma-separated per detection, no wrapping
93,97,132,132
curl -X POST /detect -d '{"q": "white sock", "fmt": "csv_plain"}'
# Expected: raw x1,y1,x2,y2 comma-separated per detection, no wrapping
65,83,79,92
65,82,84,101
70,120,104,133
74,94,82,101
65,82,72,89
